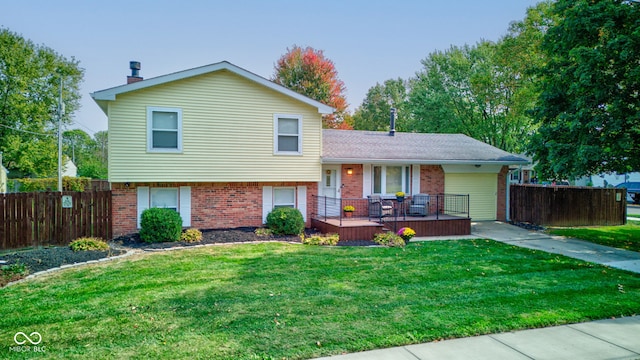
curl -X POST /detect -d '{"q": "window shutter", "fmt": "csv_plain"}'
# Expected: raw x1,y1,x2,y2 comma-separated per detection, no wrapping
297,186,307,222
179,186,191,227
262,186,273,223
412,164,421,195
137,186,149,228
362,164,372,198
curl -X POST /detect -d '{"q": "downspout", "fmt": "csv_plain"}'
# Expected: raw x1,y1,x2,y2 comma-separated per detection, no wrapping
506,168,518,222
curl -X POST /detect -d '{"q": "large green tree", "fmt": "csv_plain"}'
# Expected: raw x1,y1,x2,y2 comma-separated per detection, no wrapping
529,0,640,179
0,28,84,177
272,45,349,129
408,40,537,153
63,129,108,179
352,78,410,131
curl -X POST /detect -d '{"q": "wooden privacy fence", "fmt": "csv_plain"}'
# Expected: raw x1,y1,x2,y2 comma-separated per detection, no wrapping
0,191,112,250
510,184,626,227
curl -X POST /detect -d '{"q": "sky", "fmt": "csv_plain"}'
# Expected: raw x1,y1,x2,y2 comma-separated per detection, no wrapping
1,0,540,136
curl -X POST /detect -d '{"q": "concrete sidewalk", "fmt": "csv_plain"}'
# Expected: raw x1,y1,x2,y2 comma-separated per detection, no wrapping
314,222,640,360
471,221,640,274
314,316,640,360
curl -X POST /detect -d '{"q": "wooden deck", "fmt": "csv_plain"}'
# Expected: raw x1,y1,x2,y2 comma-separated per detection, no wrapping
311,215,471,241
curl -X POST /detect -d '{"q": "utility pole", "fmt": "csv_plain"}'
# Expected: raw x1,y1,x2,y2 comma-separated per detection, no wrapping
57,77,64,192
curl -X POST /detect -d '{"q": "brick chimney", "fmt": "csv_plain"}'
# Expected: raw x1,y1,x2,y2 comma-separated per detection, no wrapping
127,61,143,84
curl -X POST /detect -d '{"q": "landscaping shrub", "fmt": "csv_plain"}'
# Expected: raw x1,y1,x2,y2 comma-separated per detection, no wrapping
266,207,305,235
15,176,91,192
181,228,203,243
302,233,339,246
139,208,183,243
0,262,28,287
69,237,110,252
254,228,273,237
373,232,406,247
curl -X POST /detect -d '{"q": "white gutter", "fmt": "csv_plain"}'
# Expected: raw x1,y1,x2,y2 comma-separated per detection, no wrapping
321,158,530,166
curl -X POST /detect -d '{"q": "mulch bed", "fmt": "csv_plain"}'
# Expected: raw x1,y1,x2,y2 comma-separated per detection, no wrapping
1,227,377,281
1,247,127,274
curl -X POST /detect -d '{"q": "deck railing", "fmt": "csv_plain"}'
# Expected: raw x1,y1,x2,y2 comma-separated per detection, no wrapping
311,194,469,226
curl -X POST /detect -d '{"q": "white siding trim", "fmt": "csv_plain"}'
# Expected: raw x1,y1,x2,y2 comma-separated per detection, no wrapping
412,164,421,195
297,186,307,221
91,61,335,115
136,186,149,228
179,186,191,227
262,186,273,223
363,164,372,198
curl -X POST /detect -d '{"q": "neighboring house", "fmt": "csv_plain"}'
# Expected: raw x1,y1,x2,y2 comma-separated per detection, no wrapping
509,154,536,184
92,61,528,237
62,158,78,177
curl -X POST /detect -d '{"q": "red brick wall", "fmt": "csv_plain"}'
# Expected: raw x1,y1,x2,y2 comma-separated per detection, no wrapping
340,164,363,199
111,181,317,237
497,166,508,221
111,185,137,237
420,165,445,194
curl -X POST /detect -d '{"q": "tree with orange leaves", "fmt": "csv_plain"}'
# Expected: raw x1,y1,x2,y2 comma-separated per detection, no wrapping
272,46,350,129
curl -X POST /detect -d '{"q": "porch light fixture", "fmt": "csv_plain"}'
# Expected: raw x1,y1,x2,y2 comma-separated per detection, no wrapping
346,168,353,175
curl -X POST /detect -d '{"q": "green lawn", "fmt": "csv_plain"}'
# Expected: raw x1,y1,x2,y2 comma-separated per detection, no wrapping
548,221,640,252
1,241,640,360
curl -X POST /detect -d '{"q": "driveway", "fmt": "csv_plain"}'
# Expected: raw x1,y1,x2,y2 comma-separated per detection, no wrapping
471,221,640,274
628,204,640,220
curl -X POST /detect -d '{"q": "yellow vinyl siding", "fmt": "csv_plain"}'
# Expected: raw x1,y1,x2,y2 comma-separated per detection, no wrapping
445,173,497,221
108,70,322,183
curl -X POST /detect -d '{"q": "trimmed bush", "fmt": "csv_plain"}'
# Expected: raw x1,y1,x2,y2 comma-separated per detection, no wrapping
15,176,91,192
266,207,305,235
302,233,339,246
140,208,183,243
69,237,110,252
181,228,203,243
373,232,405,247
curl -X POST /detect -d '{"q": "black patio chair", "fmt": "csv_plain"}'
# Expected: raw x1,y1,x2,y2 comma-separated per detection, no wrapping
368,195,394,222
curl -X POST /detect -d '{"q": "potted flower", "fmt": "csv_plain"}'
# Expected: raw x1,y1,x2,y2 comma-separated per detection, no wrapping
397,227,416,242
343,205,355,218
395,191,405,202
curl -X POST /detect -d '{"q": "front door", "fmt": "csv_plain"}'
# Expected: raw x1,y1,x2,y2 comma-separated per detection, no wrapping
319,166,340,216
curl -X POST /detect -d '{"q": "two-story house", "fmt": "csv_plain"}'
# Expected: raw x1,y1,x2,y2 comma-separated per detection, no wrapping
92,61,527,238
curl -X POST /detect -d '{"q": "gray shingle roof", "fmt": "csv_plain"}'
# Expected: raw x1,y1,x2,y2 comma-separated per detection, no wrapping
322,130,528,165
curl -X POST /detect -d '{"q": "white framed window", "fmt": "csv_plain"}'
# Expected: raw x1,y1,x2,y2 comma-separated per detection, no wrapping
150,188,178,211
274,114,302,155
147,106,182,152
273,187,296,208
372,165,410,195
137,186,191,228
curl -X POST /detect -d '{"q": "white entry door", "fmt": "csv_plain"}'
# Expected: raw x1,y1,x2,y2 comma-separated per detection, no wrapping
319,166,341,216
